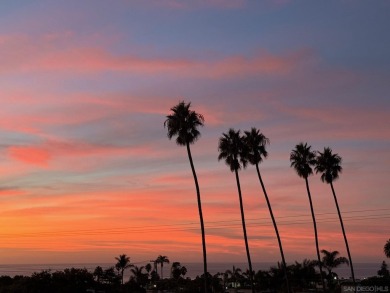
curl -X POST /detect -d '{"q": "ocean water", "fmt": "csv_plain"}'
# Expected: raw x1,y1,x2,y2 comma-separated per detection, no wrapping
0,262,382,280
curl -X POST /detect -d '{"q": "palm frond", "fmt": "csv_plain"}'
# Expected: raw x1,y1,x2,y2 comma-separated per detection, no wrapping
164,101,204,146
315,147,342,184
290,142,315,178
218,128,248,172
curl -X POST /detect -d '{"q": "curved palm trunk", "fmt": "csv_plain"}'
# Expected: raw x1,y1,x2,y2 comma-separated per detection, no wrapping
186,142,208,293
305,177,325,293
255,164,291,293
330,182,356,293
161,264,163,279
234,168,255,293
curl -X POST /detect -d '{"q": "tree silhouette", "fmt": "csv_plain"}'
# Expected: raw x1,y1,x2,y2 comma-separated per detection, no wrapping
164,100,208,292
156,255,170,279
290,143,325,292
218,129,254,293
115,254,132,285
225,265,243,288
93,266,103,283
244,127,290,293
315,147,356,291
385,239,390,258
130,265,148,287
171,262,187,280
320,249,349,279
378,261,390,278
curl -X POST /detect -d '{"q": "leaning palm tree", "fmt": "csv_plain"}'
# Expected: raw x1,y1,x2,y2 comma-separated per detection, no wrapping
164,101,208,291
244,128,291,293
290,143,325,292
385,239,390,258
115,254,132,285
218,129,254,293
315,147,356,291
156,255,170,279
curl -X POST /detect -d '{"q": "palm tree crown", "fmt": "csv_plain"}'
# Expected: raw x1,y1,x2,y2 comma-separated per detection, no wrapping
320,250,349,273
244,127,269,165
290,142,316,178
164,101,204,146
218,128,248,172
315,147,342,184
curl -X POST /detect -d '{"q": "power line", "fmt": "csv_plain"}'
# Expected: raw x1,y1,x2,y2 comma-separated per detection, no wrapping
0,208,388,239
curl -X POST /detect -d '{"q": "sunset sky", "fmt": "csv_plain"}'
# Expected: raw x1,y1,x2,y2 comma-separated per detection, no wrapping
0,0,389,269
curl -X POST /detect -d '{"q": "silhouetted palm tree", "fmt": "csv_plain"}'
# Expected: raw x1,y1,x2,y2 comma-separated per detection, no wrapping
290,143,325,292
244,128,290,293
171,262,187,280
156,255,170,279
130,265,148,287
290,259,317,290
225,265,243,288
115,254,132,285
164,101,208,291
218,129,254,293
93,266,103,283
315,147,356,290
320,249,349,278
385,239,390,258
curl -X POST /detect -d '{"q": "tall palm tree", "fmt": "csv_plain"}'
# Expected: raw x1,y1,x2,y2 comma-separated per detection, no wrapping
290,143,325,292
156,255,170,279
218,129,254,293
244,128,291,293
315,147,356,291
164,101,208,291
385,239,390,258
115,254,132,285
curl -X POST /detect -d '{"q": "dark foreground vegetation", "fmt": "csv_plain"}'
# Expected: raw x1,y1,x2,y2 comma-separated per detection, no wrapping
0,255,389,293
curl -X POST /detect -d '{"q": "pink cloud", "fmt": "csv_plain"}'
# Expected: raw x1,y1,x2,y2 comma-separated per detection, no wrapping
0,33,310,79
8,146,51,167
7,139,155,167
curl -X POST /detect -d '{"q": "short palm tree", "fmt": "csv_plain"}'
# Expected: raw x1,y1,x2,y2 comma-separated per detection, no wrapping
115,254,132,285
156,255,170,279
171,262,187,280
218,129,254,293
130,265,148,287
225,265,243,288
244,128,290,293
384,239,390,258
320,249,349,277
315,147,356,290
93,266,104,283
290,143,325,292
164,101,208,291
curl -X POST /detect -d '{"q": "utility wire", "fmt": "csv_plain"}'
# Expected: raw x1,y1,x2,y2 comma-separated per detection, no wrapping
0,208,388,239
